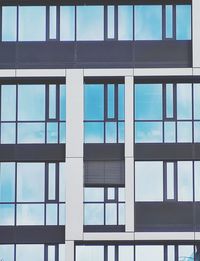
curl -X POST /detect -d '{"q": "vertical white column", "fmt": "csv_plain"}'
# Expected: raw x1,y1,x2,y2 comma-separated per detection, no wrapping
125,76,134,232
66,241,75,261
192,0,200,68
65,69,84,246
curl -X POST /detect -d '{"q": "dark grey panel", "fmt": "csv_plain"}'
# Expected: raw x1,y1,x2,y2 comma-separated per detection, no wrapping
84,144,124,161
194,204,200,231
0,144,65,161
135,144,200,161
84,225,125,232
84,160,125,186
0,226,65,244
135,202,194,232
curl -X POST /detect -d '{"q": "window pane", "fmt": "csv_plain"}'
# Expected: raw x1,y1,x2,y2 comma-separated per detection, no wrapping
118,188,125,201
135,84,162,120
84,188,104,202
59,163,66,202
108,246,115,261
167,246,175,261
84,122,104,143
84,203,104,225
135,161,163,201
166,84,174,118
118,6,133,40
47,122,58,143
0,163,15,202
106,122,117,143
1,85,16,121
194,122,200,142
19,6,46,41
177,84,192,120
76,246,104,261
164,122,176,143
118,203,125,225
18,123,45,143
107,84,115,118
106,203,117,225
60,84,66,120
60,6,75,41
136,246,164,261
18,84,45,121
49,6,57,39
0,204,14,225
166,162,175,200
77,6,104,40
48,163,56,200
17,163,45,202
118,84,125,120
16,245,44,261
59,244,65,261
194,84,200,119
166,5,173,38
59,203,65,225
17,204,44,225
48,245,55,261
135,5,162,40
0,245,14,261
49,84,56,119
2,6,17,41
178,161,193,201
178,246,194,260
59,122,66,143
46,204,57,225
118,122,125,143
176,5,191,40
85,84,104,120
107,6,115,39
135,122,163,143
107,188,115,200
194,162,200,201
1,123,16,144
119,246,134,261
177,122,192,143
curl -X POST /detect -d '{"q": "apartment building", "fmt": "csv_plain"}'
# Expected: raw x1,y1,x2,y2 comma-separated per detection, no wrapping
0,0,198,260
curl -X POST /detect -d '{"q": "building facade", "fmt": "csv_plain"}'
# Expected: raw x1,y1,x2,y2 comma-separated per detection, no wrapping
0,0,199,260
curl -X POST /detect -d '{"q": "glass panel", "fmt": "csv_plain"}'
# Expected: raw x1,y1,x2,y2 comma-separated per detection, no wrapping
0,163,15,202
59,244,65,261
49,6,57,39
77,6,104,40
18,123,45,143
59,122,66,143
106,122,117,143
108,246,115,261
1,123,16,144
176,5,191,40
2,6,17,41
166,5,173,38
118,122,125,143
49,84,56,119
177,122,192,143
135,122,163,143
135,84,162,120
59,203,65,225
178,245,194,260
76,246,104,261
136,245,164,261
0,245,14,261
48,245,55,261
164,122,176,143
1,85,16,121
84,188,104,202
17,163,45,202
47,122,58,143
106,203,117,225
166,84,174,118
60,6,75,41
135,161,163,201
107,84,115,118
16,245,44,261
178,161,193,201
168,245,175,261
177,84,192,120
46,204,57,225
118,84,125,120
84,203,104,225
59,163,66,202
60,84,66,120
194,122,200,142
135,5,162,40
118,203,125,225
194,162,200,201
194,84,200,120
84,122,104,143
119,246,134,261
166,162,175,200
48,163,56,200
107,188,115,200
18,84,45,121
85,84,104,120
107,6,115,39
118,6,133,40
0,204,14,225
19,6,46,41
118,188,125,201
17,204,44,225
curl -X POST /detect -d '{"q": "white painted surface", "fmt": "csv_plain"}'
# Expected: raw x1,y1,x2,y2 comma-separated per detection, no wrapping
66,241,74,261
84,68,133,77
83,232,134,241
134,68,193,76
135,232,195,241
0,69,15,77
15,69,65,77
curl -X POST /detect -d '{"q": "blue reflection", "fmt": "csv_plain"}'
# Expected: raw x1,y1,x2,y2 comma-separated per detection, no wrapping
0,204,15,225
60,6,75,41
0,245,14,261
16,245,44,261
106,122,117,143
84,122,104,143
135,122,163,143
18,123,45,143
118,122,125,143
1,123,16,144
118,6,133,40
118,84,125,120
1,85,16,121
84,203,104,225
176,5,191,40
47,122,58,143
17,204,44,225
60,84,66,120
0,163,15,202
46,204,57,225
177,121,192,142
59,122,66,144
164,122,176,143
2,7,17,41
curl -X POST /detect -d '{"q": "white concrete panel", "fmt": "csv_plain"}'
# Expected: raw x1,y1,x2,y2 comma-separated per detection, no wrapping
135,232,195,241
84,68,133,77
66,241,74,261
193,68,200,76
192,0,200,67
125,76,134,157
134,68,193,77
83,232,134,241
0,69,16,77
66,69,84,158
66,158,83,241
16,69,66,77
125,157,134,232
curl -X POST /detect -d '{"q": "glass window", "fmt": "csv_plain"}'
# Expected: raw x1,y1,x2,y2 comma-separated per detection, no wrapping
135,84,162,120
195,162,200,201
135,122,163,143
16,245,44,261
118,122,125,143
164,122,176,143
118,6,133,40
19,6,46,41
135,161,163,201
106,203,117,225
177,122,192,143
176,5,191,40
106,122,117,143
166,5,173,38
76,246,104,261
77,6,104,41
194,122,200,142
46,204,57,225
107,84,115,118
49,84,56,119
18,123,45,143
84,122,104,143
49,6,57,39
60,6,75,41
17,163,45,202
119,246,134,261
59,244,66,261
118,84,125,120
136,246,164,261
59,163,66,202
60,84,66,121
84,188,104,202
178,161,193,201
0,163,15,202
135,5,162,40
48,245,56,261
0,204,15,225
166,84,174,118
167,246,175,261
166,163,175,200
48,163,56,200
84,203,104,225
47,122,58,143
177,84,192,120
59,203,65,225
1,123,16,144
2,6,17,41
0,245,14,261
108,246,115,261
194,84,200,120
17,204,44,225
1,85,16,121
178,245,194,260
107,6,115,39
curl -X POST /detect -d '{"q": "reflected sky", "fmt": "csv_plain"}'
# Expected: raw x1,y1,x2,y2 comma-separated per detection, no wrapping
76,246,104,261
136,246,164,260
176,5,191,40
16,245,44,261
135,122,163,143
17,204,44,225
0,245,14,261
178,161,193,201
